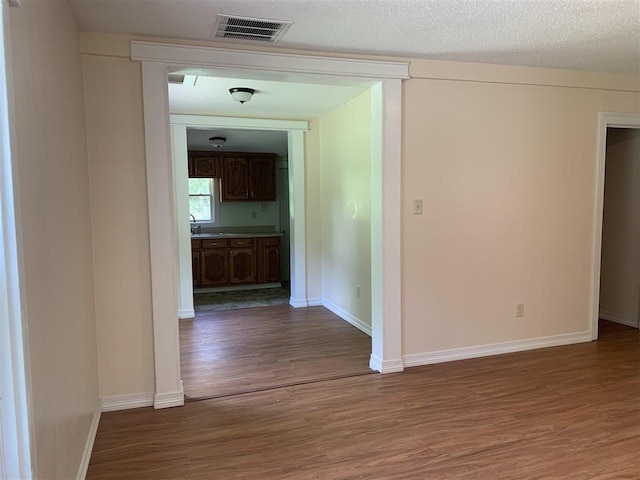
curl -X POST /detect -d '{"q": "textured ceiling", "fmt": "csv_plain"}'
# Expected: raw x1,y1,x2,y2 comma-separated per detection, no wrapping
70,0,640,74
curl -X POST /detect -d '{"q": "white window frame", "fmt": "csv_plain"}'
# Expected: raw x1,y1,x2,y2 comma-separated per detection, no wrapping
188,177,220,227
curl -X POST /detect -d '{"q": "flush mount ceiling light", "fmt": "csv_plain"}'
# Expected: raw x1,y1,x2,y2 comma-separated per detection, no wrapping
229,87,255,104
209,136,227,148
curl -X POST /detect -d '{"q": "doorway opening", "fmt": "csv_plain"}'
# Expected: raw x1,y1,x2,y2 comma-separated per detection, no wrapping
134,42,407,408
593,114,640,339
169,75,378,400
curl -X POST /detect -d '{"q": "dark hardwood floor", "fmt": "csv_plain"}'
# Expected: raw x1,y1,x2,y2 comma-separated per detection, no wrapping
88,321,639,479
180,305,373,399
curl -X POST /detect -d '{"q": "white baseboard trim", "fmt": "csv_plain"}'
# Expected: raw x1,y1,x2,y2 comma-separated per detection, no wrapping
178,308,195,319
76,403,101,480
599,309,639,328
307,297,323,307
154,390,184,409
196,282,282,293
321,299,372,337
289,297,308,308
100,393,154,412
369,354,404,373
402,330,593,368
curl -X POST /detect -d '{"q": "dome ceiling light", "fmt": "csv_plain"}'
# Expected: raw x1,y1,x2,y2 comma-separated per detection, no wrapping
229,87,255,104
209,136,227,148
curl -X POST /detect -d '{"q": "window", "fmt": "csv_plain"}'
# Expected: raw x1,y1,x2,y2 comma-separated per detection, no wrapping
189,178,218,224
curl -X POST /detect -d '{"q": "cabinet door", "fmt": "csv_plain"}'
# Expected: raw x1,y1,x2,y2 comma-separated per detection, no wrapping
229,248,256,284
264,245,281,283
192,250,201,287
249,156,276,201
189,155,218,178
201,249,228,286
221,157,249,201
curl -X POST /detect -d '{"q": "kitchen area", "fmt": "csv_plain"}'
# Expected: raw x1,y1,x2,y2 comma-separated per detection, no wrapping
186,128,290,311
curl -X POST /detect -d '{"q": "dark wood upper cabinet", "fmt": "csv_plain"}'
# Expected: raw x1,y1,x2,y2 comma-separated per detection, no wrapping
188,151,276,202
249,156,276,201
188,151,221,178
221,157,250,201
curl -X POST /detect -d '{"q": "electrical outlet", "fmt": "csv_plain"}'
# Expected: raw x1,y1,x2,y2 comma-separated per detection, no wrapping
260,203,268,211
516,303,524,317
251,211,257,219
356,286,361,298
413,199,423,215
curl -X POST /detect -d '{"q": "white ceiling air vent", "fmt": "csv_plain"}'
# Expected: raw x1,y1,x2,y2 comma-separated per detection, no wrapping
213,14,293,43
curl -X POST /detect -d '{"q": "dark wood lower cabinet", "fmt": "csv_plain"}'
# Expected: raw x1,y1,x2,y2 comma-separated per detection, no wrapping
229,248,256,284
201,249,228,286
192,236,280,288
264,245,280,283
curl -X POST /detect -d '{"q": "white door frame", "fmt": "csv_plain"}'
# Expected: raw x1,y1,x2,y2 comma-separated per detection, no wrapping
170,115,309,317
132,42,409,408
0,0,33,476
591,112,640,340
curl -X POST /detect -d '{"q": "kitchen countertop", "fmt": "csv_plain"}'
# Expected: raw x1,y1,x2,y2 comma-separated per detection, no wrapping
191,232,284,239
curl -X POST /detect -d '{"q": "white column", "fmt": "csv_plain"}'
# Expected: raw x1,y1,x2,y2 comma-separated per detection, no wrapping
140,61,184,408
170,124,195,319
370,80,404,373
288,130,308,307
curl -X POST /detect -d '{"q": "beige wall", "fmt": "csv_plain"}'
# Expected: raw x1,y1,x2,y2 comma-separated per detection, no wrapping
600,128,640,325
402,80,639,354
79,31,639,397
9,1,99,477
81,54,156,399
319,90,372,325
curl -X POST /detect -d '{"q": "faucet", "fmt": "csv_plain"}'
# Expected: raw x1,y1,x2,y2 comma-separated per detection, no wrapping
189,214,201,234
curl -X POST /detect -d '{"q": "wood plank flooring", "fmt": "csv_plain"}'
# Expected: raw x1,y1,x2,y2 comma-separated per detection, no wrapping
179,305,373,399
88,321,640,479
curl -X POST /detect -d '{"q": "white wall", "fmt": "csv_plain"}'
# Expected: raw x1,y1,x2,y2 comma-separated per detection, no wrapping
218,201,279,227
599,128,640,327
319,90,372,328
9,1,99,477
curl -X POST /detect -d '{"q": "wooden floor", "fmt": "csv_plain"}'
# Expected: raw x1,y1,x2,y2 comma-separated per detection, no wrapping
179,305,373,399
88,321,639,479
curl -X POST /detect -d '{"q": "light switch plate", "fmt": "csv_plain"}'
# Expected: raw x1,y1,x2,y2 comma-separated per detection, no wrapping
413,199,423,215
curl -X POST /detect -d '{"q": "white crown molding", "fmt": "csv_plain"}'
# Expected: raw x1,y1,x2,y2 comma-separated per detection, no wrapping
403,330,592,368
76,403,101,480
170,114,308,132
322,298,372,337
131,41,410,80
154,390,184,409
101,393,154,412
599,309,639,328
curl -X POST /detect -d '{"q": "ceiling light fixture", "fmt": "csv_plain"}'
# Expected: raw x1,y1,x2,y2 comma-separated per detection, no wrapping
209,136,227,148
229,87,255,104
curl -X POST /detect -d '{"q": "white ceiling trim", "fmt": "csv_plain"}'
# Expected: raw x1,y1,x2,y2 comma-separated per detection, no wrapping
131,41,409,80
169,114,308,131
